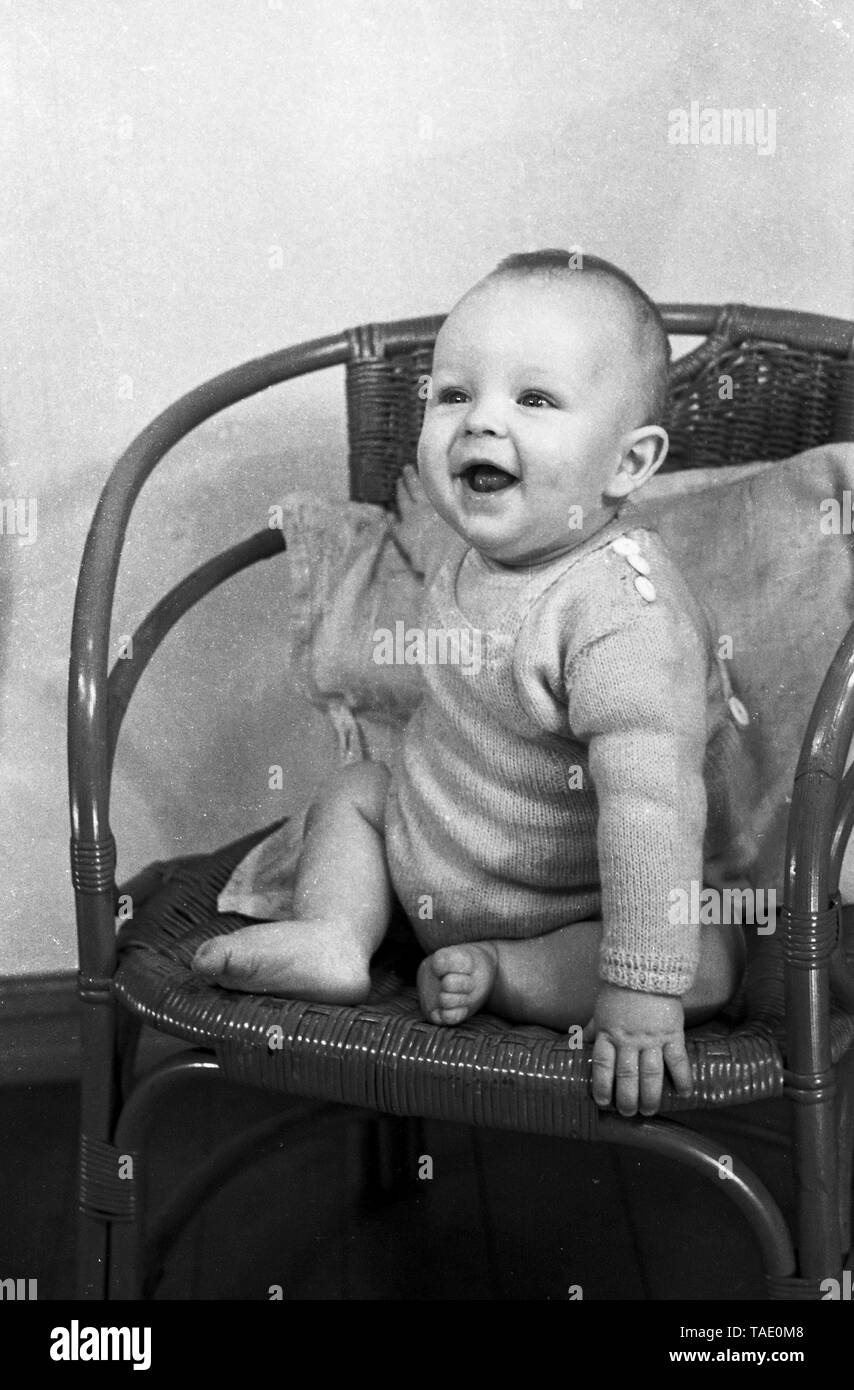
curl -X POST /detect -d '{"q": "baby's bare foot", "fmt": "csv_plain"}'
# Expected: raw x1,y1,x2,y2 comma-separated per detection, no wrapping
192,920,372,1002
417,943,498,1025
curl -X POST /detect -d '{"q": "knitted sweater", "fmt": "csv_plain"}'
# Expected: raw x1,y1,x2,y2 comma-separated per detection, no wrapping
384,515,751,996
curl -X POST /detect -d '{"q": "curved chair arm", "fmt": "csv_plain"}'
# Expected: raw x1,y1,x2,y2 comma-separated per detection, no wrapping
829,763,854,1014
68,331,349,978
782,609,854,1277
829,763,854,892
368,305,854,348
106,527,286,775
658,303,854,351
784,611,854,979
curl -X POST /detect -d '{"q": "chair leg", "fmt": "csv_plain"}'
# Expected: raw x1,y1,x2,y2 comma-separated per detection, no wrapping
597,1113,796,1294
77,994,121,1300
111,1053,358,1299
835,1045,854,1259
141,1100,348,1297
788,1074,843,1283
117,1009,144,1103
359,1115,428,1208
109,1050,222,1299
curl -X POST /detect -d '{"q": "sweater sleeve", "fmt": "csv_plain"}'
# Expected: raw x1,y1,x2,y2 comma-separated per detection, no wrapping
566,591,709,996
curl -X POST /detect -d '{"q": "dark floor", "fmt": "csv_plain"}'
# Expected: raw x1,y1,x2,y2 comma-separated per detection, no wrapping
0,1040,808,1302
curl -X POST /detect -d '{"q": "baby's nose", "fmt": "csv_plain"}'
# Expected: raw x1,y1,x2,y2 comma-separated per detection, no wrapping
463,397,506,435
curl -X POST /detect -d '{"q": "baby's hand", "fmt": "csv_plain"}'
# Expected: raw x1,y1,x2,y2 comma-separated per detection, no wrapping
395,463,426,525
393,464,444,574
583,984,693,1116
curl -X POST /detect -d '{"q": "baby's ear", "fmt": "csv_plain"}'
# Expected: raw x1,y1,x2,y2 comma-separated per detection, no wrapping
605,426,669,500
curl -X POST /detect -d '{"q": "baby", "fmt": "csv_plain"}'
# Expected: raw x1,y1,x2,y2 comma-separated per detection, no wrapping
193,250,747,1117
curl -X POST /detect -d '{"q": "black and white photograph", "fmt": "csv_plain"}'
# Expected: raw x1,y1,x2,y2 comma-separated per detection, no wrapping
1,0,853,1352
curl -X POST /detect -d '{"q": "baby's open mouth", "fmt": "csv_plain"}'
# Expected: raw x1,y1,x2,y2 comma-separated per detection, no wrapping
461,463,519,493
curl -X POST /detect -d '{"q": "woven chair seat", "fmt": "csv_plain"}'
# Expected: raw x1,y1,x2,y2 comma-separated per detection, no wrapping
114,821,854,1138
68,305,854,1297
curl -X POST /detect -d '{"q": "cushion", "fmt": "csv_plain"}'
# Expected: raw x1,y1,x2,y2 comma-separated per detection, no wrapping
219,444,854,915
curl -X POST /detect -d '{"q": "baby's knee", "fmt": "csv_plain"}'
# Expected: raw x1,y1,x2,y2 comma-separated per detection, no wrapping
342,760,391,821
309,761,390,831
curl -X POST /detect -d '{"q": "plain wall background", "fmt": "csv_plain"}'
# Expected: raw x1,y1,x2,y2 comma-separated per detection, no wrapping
2,0,852,975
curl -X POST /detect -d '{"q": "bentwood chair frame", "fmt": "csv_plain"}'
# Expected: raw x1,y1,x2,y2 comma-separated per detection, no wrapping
69,302,854,1300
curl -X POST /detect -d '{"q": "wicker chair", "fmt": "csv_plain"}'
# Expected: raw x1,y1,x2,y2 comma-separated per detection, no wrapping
69,302,854,1300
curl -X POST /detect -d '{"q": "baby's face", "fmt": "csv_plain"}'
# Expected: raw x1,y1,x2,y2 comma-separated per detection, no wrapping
417,276,653,567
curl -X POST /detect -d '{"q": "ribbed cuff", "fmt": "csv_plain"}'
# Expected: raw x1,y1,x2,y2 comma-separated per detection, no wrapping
599,949,697,996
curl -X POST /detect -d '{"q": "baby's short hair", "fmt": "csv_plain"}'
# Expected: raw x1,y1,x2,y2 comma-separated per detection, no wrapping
488,249,671,425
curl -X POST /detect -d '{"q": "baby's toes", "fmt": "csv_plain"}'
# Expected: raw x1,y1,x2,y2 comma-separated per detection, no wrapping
431,947,474,979
439,971,475,995
193,939,232,982
431,1004,469,1025
418,949,483,1026
438,986,470,1011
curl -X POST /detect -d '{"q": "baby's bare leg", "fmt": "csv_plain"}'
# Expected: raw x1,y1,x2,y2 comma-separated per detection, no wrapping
192,762,392,999
418,921,745,1029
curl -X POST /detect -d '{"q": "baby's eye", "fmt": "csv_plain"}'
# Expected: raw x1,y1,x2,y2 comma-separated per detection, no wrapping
518,391,554,409
436,387,469,405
